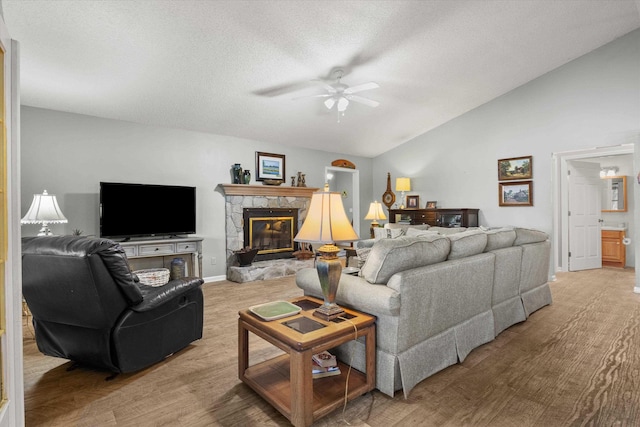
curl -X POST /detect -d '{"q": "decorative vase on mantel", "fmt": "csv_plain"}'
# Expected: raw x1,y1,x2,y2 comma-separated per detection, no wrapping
232,163,243,184
243,169,251,184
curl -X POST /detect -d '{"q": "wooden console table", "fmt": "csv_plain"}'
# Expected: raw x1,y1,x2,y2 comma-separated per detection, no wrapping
238,296,376,427
119,237,203,278
389,208,479,228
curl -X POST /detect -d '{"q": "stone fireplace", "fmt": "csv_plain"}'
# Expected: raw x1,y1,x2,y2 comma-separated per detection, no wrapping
219,184,319,282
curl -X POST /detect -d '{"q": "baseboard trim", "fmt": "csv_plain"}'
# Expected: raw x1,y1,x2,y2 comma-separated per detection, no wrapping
203,275,226,284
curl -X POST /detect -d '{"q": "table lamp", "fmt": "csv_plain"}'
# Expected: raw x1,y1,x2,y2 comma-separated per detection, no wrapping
295,183,359,320
395,177,411,209
364,200,387,238
21,190,68,236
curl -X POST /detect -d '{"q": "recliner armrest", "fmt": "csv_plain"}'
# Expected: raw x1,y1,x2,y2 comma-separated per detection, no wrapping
132,277,204,312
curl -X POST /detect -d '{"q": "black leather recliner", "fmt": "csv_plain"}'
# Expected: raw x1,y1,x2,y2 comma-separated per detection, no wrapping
22,236,204,373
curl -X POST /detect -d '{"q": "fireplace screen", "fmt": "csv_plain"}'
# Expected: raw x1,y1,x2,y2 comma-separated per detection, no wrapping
244,208,298,260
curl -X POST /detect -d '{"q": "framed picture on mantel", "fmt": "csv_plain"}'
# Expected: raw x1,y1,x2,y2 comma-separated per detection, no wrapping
256,152,285,182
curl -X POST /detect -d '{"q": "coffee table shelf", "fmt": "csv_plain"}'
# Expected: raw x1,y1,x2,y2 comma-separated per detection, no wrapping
238,296,376,427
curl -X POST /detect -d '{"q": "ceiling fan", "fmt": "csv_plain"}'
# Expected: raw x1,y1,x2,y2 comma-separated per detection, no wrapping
294,69,379,121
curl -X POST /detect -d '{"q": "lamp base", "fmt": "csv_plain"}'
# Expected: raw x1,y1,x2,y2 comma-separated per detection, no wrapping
313,244,346,321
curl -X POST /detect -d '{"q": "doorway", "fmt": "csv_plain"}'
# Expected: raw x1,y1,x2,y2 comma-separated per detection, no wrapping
324,166,360,238
552,144,635,276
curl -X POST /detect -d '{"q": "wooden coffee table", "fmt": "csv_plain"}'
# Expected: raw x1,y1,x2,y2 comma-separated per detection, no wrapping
238,296,376,427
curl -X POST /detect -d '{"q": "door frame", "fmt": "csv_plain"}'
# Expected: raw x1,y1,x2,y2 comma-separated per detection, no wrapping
324,166,360,238
552,144,634,274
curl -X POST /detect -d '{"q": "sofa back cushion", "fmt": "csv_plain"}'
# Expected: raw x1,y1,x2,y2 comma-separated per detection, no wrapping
514,228,549,245
447,229,488,260
360,235,450,284
484,228,517,251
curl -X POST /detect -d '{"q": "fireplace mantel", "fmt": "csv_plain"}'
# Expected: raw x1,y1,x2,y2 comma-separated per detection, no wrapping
219,184,319,198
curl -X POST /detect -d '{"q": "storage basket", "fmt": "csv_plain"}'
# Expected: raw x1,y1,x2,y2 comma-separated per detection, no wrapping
133,268,170,287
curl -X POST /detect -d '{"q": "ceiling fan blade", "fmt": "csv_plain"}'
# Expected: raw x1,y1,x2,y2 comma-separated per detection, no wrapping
345,94,380,108
292,93,333,100
311,79,337,93
344,82,379,94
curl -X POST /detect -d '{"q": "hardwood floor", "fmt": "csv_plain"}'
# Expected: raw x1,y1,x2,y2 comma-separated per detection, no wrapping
24,267,640,426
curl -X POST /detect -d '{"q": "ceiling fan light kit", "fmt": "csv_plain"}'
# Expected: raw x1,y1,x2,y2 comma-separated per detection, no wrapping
296,68,379,121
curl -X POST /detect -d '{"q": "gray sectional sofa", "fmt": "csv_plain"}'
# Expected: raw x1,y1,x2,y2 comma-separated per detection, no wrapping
295,226,552,398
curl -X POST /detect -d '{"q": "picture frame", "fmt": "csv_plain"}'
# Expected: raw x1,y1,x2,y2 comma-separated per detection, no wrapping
255,152,286,182
426,201,437,209
499,181,533,206
498,155,532,181
406,195,420,209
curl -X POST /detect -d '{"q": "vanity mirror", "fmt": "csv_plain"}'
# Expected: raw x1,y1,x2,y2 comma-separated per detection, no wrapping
602,175,627,212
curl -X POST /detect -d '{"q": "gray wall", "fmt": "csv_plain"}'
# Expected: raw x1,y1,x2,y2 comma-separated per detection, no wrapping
20,107,373,279
373,29,640,238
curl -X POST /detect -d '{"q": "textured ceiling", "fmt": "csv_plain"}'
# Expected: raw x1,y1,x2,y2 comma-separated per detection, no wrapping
3,0,640,158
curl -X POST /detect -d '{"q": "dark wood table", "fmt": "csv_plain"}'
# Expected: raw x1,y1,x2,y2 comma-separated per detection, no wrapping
238,296,376,427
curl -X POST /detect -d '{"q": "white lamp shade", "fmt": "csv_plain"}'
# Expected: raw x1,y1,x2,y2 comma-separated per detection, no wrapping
364,201,387,221
295,185,359,244
395,177,411,192
21,190,68,224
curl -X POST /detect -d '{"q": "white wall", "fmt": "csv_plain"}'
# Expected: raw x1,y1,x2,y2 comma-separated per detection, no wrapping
20,107,373,279
373,29,640,238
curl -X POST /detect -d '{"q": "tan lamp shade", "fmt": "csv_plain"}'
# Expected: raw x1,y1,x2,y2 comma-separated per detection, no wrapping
364,201,387,221
395,177,411,192
295,184,359,244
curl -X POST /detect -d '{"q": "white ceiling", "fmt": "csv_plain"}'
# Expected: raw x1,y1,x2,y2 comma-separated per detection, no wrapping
3,1,640,158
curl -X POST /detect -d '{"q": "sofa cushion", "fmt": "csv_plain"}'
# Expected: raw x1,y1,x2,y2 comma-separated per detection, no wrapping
514,228,549,245
447,229,488,260
484,228,517,251
360,235,450,284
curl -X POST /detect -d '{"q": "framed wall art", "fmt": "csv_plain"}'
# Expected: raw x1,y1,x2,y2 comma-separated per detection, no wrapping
256,152,286,182
406,195,420,209
499,181,533,206
498,156,532,181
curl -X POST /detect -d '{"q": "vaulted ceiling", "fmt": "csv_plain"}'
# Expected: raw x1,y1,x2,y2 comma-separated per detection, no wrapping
3,0,639,158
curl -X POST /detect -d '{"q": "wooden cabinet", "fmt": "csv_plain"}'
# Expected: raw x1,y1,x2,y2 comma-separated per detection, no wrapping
389,208,479,228
601,230,626,268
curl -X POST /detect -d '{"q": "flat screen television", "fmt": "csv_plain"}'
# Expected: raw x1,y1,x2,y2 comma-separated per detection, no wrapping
100,182,196,239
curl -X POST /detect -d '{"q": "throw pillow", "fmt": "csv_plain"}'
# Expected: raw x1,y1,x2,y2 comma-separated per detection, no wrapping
373,227,405,240
405,228,439,238
355,247,372,268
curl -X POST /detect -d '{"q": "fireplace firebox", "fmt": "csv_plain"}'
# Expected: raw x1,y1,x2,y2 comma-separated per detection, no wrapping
243,208,299,261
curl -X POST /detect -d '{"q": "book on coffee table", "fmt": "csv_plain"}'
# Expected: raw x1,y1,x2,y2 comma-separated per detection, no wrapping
312,350,337,368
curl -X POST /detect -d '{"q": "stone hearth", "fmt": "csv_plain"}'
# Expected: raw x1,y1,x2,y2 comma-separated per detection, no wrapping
227,258,314,283
219,184,318,282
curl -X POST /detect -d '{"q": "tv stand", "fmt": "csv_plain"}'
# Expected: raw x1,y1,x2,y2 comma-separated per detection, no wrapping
119,237,203,278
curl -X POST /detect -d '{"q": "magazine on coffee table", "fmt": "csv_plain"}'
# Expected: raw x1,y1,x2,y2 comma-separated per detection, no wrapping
249,301,301,321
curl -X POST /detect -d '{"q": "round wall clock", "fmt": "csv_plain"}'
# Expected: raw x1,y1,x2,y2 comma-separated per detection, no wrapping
382,172,395,209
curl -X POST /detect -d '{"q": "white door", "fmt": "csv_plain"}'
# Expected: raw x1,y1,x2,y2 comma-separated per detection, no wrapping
568,161,602,271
